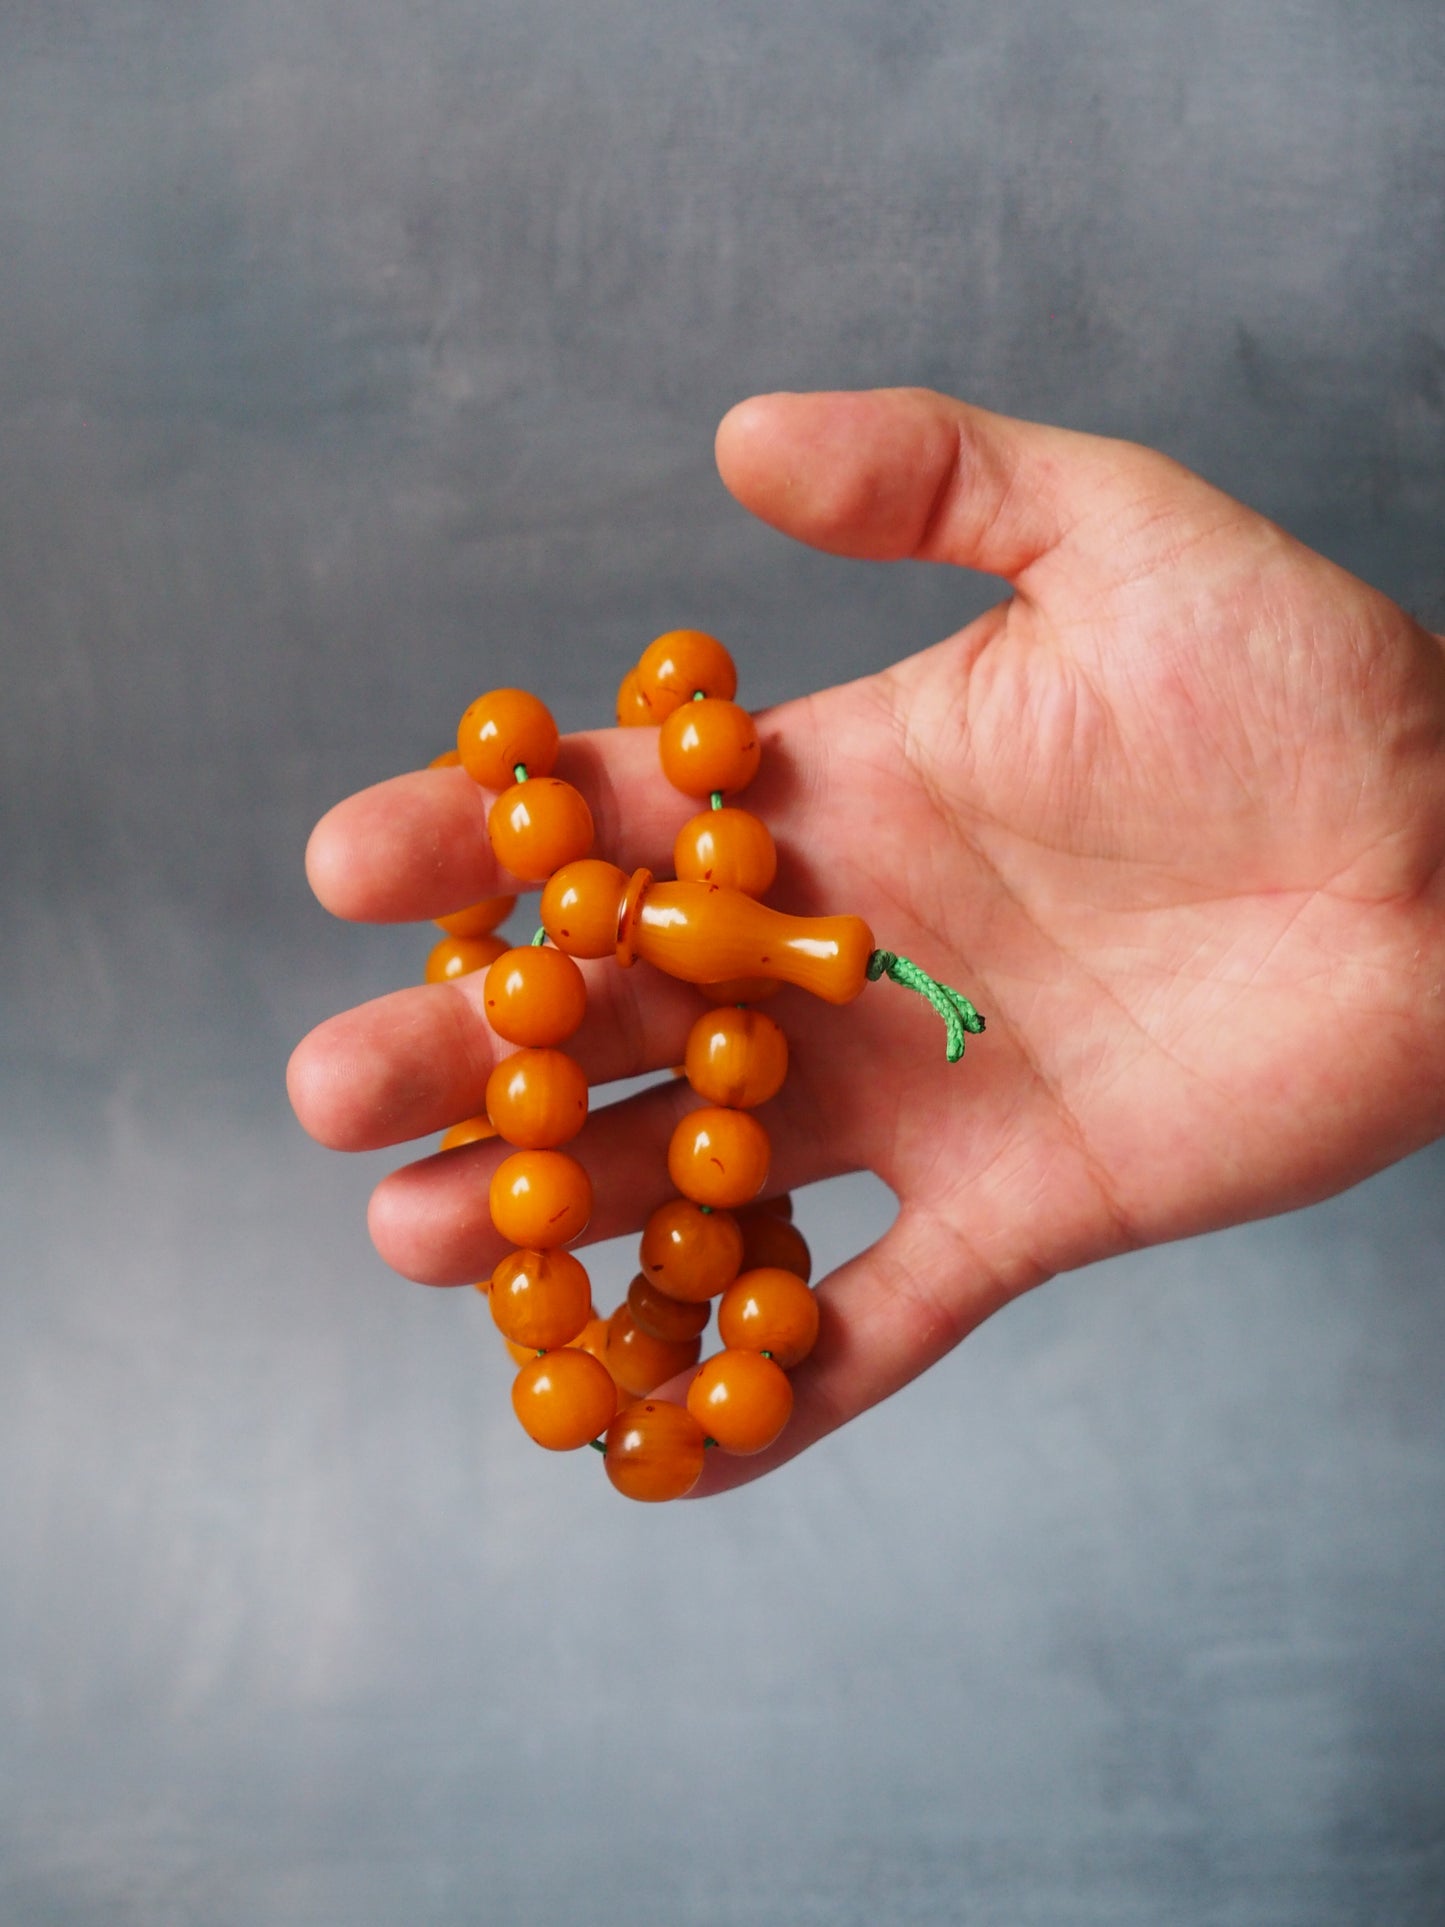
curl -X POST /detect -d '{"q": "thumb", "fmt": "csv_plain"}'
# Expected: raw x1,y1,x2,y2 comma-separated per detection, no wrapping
715,386,1183,584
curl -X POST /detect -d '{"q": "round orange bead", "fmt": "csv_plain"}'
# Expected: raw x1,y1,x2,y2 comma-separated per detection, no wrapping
684,1006,789,1109
485,1048,589,1149
674,808,777,896
635,631,737,719
658,699,761,798
425,933,507,984
606,1304,702,1397
434,895,516,939
440,1113,498,1150
457,688,559,789
489,1150,592,1248
717,1266,819,1367
483,947,588,1047
667,1107,771,1209
512,1349,618,1450
686,1349,793,1454
429,748,463,769
616,667,656,727
540,860,629,959
489,1247,593,1349
736,1210,812,1281
488,778,594,883
626,1272,711,1343
603,1399,709,1501
639,1198,744,1302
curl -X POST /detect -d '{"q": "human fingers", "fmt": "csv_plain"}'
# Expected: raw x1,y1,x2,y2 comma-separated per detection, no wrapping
286,959,706,1152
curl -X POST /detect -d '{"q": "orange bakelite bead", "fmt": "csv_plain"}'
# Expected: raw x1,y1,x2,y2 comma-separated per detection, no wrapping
489,1149,592,1248
485,1048,589,1148
616,668,656,728
425,933,508,984
674,807,777,896
606,1304,702,1397
429,748,463,768
440,1113,499,1150
489,1247,593,1349
512,1349,618,1451
635,630,737,719
603,1399,709,1501
699,976,781,1004
717,1266,819,1367
435,894,516,939
736,1210,812,1280
686,1349,793,1454
540,860,629,959
626,1272,711,1343
667,1106,771,1209
639,1198,744,1302
457,688,559,789
483,946,588,1047
629,879,874,1005
684,1006,788,1109
488,778,594,883
658,698,761,798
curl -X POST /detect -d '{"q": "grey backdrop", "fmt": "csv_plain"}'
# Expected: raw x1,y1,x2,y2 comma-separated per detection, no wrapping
3,3,1443,1923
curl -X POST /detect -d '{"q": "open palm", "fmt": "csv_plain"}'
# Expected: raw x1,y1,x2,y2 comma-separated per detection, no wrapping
289,388,1445,1493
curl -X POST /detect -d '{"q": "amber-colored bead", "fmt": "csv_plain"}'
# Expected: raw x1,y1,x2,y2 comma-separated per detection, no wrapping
457,688,559,789
489,1247,592,1349
483,947,588,1047
736,1210,812,1281
717,1266,819,1366
490,1150,592,1248
434,894,516,939
430,748,463,768
686,1349,793,1454
440,1114,498,1150
512,1349,618,1451
639,1198,744,1303
658,698,761,798
674,808,777,896
603,1399,709,1501
633,880,875,1005
635,631,737,719
616,667,657,727
540,860,629,959
667,1107,771,1209
488,778,594,883
700,976,781,1004
684,1007,788,1109
503,1334,538,1366
485,1048,589,1149
606,1304,702,1396
425,933,507,984
627,1272,711,1343
567,1313,612,1368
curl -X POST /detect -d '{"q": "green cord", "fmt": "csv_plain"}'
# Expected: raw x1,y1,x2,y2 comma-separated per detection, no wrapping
867,950,986,1063
531,926,547,946
514,763,528,783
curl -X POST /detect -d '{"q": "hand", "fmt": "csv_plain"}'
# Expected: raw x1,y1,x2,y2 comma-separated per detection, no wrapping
288,388,1445,1494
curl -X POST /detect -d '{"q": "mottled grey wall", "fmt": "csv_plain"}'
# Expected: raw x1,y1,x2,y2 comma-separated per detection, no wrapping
2,3,1442,1923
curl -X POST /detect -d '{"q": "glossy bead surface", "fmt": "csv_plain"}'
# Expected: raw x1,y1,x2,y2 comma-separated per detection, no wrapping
512,1349,617,1451
616,668,656,727
489,1150,592,1248
717,1266,819,1366
635,631,737,719
483,947,588,1047
457,688,559,789
639,1198,744,1302
667,1107,771,1209
684,1007,788,1109
489,1247,593,1349
606,1305,702,1397
488,778,594,882
658,699,760,798
633,881,875,1005
435,894,516,939
603,1400,708,1502
440,1113,498,1150
540,860,629,959
626,1272,711,1343
425,933,508,984
485,1048,589,1148
429,748,462,768
699,976,781,1004
686,1349,793,1454
736,1210,812,1281
674,808,777,896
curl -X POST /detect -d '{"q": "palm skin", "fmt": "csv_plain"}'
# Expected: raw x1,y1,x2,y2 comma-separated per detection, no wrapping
289,388,1445,1494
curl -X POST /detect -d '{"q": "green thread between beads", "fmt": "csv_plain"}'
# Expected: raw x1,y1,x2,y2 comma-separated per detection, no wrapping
866,950,986,1064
